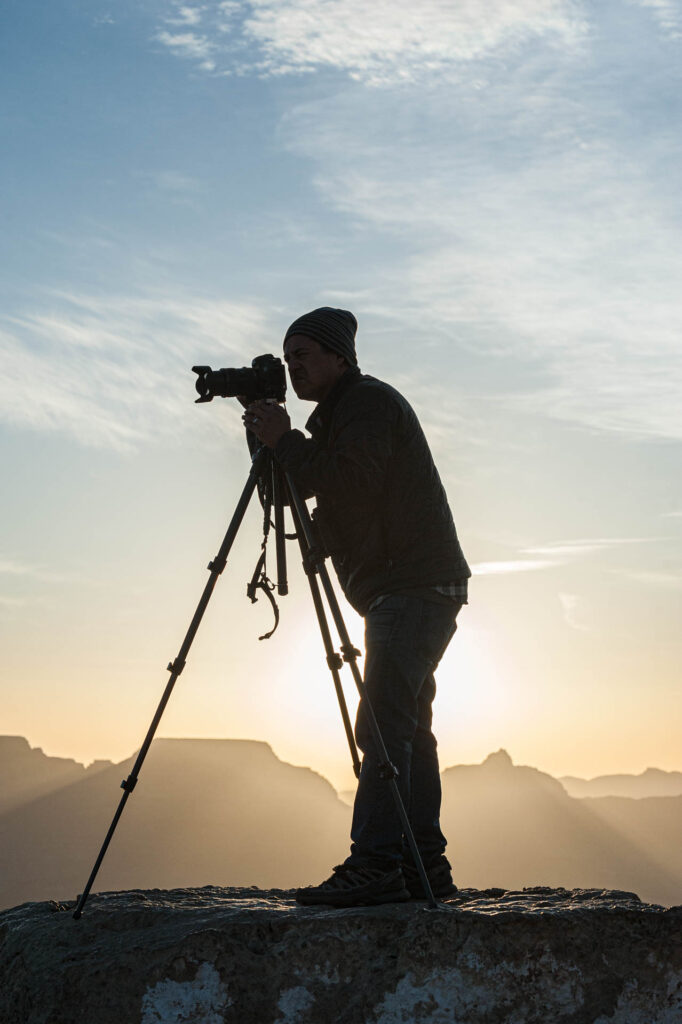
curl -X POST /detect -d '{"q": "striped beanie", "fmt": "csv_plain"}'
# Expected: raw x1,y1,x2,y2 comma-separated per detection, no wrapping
283,307,358,366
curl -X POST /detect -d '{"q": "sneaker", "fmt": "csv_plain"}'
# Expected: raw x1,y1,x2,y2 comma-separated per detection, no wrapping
295,864,410,907
402,855,458,899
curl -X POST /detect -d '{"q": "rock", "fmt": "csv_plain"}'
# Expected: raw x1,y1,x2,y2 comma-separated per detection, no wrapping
1,886,681,1023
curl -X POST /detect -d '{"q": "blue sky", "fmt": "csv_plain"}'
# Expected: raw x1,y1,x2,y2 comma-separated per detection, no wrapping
1,0,681,788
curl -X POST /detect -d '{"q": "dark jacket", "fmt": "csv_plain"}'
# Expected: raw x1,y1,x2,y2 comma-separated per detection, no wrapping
275,368,470,615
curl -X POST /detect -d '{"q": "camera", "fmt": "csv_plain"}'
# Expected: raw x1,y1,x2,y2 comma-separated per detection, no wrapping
192,354,286,404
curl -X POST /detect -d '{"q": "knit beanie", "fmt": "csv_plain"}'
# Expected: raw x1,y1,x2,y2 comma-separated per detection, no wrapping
283,307,358,366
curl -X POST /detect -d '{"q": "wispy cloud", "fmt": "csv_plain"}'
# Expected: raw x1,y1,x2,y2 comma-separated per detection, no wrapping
0,290,270,451
0,595,29,609
102,3,682,448
472,559,560,576
240,0,586,84
170,6,205,27
558,591,591,630
523,539,651,558
155,0,586,82
0,558,38,577
472,537,654,577
270,9,682,443
633,0,682,37
156,30,217,71
615,569,682,590
0,556,84,589
146,170,203,194
135,170,204,209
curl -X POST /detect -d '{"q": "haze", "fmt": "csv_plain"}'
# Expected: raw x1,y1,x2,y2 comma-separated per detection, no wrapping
2,737,681,911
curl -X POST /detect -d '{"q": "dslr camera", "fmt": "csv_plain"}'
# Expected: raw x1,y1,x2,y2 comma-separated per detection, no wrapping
192,354,286,404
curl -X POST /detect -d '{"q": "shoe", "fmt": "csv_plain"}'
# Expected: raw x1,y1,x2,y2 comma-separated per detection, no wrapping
402,855,458,899
295,864,410,907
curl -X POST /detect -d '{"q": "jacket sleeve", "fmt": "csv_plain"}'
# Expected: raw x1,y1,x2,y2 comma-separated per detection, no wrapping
273,387,398,500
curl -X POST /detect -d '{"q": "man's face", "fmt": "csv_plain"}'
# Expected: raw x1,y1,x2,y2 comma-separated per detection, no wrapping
283,334,348,403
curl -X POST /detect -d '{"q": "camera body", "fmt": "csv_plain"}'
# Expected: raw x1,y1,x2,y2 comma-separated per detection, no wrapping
193,354,286,404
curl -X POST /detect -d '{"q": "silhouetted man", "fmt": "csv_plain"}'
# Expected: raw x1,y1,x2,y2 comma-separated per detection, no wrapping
243,307,470,906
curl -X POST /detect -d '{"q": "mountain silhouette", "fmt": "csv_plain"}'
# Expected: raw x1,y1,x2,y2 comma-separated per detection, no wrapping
560,767,682,799
0,736,111,814
0,737,350,909
1,739,680,910
440,750,682,906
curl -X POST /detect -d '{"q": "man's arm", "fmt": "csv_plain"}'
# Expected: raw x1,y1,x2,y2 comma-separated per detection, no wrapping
274,389,398,499
241,401,315,502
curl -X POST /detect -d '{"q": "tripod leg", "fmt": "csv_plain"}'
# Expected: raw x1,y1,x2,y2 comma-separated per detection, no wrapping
283,472,439,909
285,490,361,779
72,447,269,919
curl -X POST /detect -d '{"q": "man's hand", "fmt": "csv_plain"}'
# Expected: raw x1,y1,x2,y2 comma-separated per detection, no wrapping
242,400,291,449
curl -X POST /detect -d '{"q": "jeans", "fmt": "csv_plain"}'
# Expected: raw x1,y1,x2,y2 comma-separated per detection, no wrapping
347,594,462,869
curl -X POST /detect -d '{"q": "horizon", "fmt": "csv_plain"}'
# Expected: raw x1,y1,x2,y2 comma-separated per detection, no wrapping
6,733,681,793
3,728,681,912
2,0,681,794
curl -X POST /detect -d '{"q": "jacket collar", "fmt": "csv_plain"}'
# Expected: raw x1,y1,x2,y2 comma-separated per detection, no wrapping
305,366,361,439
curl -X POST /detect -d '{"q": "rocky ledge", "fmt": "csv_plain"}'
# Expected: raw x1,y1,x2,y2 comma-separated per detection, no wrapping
1,886,681,1024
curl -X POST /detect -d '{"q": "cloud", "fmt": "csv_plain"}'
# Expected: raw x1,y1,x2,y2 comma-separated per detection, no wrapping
149,0,682,448
240,0,586,84
156,30,216,71
0,558,82,585
92,3,682,448
633,0,682,37
271,10,682,443
471,559,560,575
471,537,654,578
135,170,204,208
523,539,651,558
172,6,205,27
146,171,203,194
0,291,270,452
616,569,682,590
154,0,586,82
299,129,681,424
558,591,591,630
0,558,37,577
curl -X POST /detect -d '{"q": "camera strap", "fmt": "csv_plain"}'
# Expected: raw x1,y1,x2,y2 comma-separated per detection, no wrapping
246,479,280,640
246,550,279,640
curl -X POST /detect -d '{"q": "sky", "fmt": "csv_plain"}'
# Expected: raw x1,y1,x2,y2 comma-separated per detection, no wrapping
1,0,681,791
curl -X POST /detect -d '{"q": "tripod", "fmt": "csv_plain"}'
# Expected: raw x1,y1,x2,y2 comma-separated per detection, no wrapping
72,444,438,918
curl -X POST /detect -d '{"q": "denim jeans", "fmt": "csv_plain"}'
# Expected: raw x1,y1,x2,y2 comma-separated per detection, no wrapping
347,594,462,869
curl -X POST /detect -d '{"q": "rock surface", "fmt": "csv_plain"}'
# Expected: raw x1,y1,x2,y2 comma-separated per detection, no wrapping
1,886,681,1024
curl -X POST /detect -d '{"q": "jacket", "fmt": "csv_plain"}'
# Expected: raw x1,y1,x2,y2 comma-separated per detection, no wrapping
274,367,470,615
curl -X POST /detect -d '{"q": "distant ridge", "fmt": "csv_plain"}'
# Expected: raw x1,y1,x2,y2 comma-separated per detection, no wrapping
438,749,682,907
1,739,681,909
560,767,682,799
0,736,350,910
0,735,111,814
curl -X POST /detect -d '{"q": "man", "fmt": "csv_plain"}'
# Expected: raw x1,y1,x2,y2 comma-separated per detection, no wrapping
243,307,470,906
